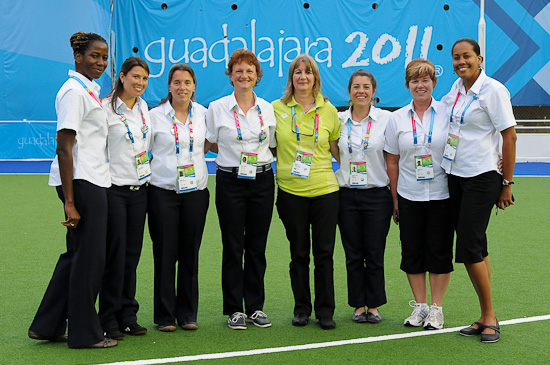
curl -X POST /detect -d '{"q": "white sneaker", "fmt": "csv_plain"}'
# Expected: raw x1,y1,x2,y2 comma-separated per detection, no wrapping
424,304,444,330
404,300,429,327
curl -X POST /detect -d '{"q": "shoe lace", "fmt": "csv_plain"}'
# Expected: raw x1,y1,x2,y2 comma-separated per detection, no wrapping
408,300,427,318
426,305,443,322
230,312,247,323
250,310,267,319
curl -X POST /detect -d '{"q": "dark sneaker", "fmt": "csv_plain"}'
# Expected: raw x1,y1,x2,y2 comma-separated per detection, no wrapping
105,328,124,340
292,314,309,326
319,317,336,330
228,312,247,330
122,323,147,336
246,310,272,328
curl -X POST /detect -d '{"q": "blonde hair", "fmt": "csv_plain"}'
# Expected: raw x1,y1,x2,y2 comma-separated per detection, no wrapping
281,54,323,104
405,59,437,88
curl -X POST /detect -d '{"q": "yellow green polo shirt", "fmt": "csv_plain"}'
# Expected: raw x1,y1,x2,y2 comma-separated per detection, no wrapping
272,93,340,197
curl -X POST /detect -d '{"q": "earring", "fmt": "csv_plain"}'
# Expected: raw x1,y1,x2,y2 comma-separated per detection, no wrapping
349,100,353,107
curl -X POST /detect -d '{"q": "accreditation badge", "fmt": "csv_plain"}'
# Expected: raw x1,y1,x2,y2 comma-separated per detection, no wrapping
177,164,198,193
238,152,258,179
443,133,459,161
291,150,313,179
350,161,367,187
135,151,151,182
414,155,434,181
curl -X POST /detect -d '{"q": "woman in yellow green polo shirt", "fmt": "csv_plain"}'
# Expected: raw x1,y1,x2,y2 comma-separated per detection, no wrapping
272,54,340,330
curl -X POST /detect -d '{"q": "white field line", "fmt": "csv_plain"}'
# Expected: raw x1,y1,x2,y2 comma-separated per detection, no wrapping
96,314,550,365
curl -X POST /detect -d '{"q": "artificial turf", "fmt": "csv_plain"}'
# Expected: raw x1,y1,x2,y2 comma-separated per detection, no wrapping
0,175,548,364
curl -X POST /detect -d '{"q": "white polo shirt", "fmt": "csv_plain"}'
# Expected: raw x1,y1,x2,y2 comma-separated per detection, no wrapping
149,100,208,191
206,92,276,167
105,96,152,186
384,98,449,202
49,70,111,188
440,71,517,177
336,106,390,189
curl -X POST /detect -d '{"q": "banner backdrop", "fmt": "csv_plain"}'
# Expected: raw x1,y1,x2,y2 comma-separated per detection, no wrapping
1,0,550,160
112,0,550,108
0,122,57,159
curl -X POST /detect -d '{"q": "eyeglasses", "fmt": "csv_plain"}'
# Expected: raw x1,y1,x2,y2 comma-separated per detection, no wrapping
291,116,315,137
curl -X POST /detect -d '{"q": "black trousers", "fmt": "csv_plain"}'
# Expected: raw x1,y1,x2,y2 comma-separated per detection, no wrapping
29,180,107,347
148,185,209,325
276,189,339,319
338,187,392,309
448,171,502,263
99,185,147,331
216,169,274,316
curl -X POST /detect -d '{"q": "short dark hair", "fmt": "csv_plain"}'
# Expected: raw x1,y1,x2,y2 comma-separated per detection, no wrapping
347,69,377,93
452,37,481,56
159,64,197,105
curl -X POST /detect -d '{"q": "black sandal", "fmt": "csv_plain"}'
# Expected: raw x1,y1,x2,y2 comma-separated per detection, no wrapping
480,320,500,343
459,321,486,337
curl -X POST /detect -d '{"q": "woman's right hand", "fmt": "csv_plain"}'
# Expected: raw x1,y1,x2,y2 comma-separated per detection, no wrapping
62,202,81,228
392,200,399,225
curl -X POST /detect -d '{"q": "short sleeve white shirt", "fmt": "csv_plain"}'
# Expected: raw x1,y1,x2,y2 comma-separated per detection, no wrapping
49,70,111,188
384,98,449,201
149,100,208,191
336,106,390,189
105,96,152,186
440,71,517,177
206,92,276,167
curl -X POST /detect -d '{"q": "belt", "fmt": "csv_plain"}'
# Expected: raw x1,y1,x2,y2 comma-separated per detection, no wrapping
113,184,145,191
217,164,272,174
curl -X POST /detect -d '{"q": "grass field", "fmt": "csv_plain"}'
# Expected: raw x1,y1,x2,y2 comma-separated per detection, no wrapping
0,175,549,364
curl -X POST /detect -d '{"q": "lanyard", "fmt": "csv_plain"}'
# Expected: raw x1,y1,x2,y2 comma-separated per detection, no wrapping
117,104,147,144
233,105,267,143
347,117,372,154
69,75,102,107
172,104,193,156
450,91,477,125
411,108,435,149
291,106,319,146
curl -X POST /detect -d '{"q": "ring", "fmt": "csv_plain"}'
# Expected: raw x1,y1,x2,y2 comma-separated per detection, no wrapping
70,223,75,227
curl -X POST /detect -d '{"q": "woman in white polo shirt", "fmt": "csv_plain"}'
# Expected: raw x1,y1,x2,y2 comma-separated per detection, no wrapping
385,59,454,331
335,69,392,325
442,38,516,344
206,49,276,330
148,64,210,332
28,32,116,349
99,57,151,340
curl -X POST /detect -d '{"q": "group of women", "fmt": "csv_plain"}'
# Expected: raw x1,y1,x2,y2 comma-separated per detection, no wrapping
28,32,516,349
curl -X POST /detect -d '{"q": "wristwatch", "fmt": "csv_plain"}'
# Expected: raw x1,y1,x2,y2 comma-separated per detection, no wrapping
502,179,514,186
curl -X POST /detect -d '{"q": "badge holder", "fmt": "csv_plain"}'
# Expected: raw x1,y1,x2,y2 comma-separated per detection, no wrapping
443,133,459,161
135,151,151,182
350,161,367,187
291,150,313,179
414,155,434,181
238,152,258,179
177,164,198,193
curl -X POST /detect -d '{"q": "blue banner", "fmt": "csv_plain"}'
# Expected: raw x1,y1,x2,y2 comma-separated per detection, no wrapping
1,0,549,121
0,122,57,159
